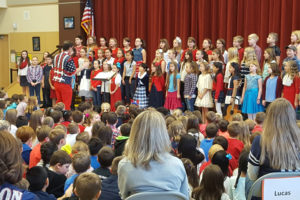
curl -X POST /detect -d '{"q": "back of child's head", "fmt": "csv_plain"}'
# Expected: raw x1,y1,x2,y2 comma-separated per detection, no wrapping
98,146,115,168
172,109,182,119
168,120,185,141
16,126,35,143
78,102,93,113
15,178,30,190
95,126,112,146
156,107,170,116
211,150,229,177
0,131,23,185
192,110,203,124
227,121,242,138
36,125,51,142
11,94,19,104
206,111,216,123
16,116,28,128
91,121,105,137
213,136,228,151
75,172,102,200
88,137,103,156
49,128,66,146
63,110,72,121
106,112,118,125
68,122,79,135
76,131,90,144
49,150,72,167
0,100,7,109
110,156,123,175
208,144,224,160
0,120,10,131
232,113,243,121
101,112,109,124
55,124,67,133
26,166,48,192
234,150,249,188
40,141,58,167
218,119,229,132
29,110,43,133
115,105,126,117
181,158,199,189
205,123,218,138
0,90,7,99
186,114,199,132
5,109,17,125
72,141,89,155
18,94,25,102
72,151,91,174
178,134,204,166
192,164,224,200
165,115,176,128
120,123,131,137
245,119,256,132
114,101,124,111
72,110,83,123
42,116,54,128
250,131,261,144
84,111,98,126
50,110,63,123
255,112,265,125
101,102,111,113
53,102,65,111
237,121,251,147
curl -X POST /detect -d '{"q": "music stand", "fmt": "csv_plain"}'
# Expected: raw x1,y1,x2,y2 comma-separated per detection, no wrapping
92,71,115,93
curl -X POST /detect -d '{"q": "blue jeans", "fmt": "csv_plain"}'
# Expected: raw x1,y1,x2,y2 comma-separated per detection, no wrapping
29,83,41,104
92,86,102,106
185,97,196,111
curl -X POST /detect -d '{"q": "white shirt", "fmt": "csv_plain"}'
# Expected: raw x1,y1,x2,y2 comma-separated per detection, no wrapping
66,133,78,147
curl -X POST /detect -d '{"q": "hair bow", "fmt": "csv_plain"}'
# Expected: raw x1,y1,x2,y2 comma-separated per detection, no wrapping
226,154,232,160
116,62,121,69
176,36,182,43
85,113,90,118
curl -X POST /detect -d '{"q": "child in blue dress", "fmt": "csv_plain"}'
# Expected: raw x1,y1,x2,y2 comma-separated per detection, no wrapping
241,61,264,120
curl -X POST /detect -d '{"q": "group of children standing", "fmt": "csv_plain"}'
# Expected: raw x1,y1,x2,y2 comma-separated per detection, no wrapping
18,31,300,120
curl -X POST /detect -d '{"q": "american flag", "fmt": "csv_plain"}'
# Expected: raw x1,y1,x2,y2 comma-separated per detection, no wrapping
81,0,95,37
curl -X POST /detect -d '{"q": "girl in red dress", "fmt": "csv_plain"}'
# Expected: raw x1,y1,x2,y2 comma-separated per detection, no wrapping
181,37,198,61
110,64,122,111
282,60,299,108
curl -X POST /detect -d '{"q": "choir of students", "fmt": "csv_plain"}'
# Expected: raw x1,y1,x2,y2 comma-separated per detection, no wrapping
0,31,299,200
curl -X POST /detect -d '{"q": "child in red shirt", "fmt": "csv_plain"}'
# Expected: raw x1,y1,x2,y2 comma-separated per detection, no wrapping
72,110,85,133
227,121,244,160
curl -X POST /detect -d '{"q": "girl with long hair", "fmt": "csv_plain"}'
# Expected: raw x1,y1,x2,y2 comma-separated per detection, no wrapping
248,98,300,181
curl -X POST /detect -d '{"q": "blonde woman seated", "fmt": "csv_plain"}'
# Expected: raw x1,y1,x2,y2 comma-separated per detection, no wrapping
118,110,189,199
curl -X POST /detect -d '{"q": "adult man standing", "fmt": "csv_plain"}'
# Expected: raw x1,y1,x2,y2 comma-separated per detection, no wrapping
53,41,84,110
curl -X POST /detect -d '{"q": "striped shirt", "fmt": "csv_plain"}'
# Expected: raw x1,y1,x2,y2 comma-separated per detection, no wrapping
53,51,76,85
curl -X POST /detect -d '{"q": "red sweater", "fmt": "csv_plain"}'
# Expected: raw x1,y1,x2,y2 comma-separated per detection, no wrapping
114,57,125,65
227,138,244,160
90,69,102,88
238,48,244,63
29,143,41,168
150,75,165,92
212,73,224,99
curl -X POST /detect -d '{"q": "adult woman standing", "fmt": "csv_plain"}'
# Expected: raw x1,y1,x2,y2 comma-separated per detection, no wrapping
248,98,300,180
118,110,189,199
